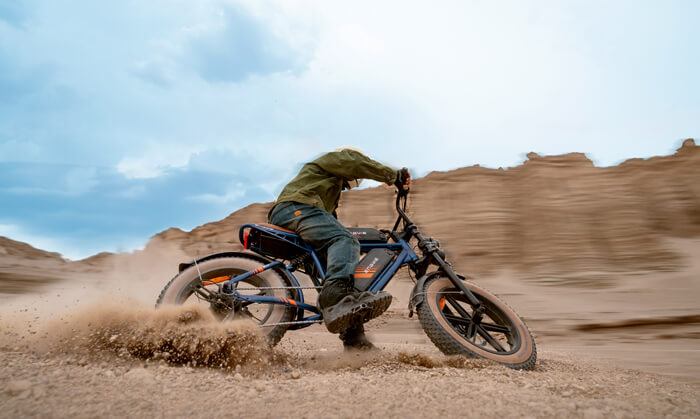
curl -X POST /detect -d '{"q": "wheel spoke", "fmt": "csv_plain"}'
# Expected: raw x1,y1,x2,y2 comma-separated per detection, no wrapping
193,287,214,299
476,326,507,352
445,295,471,318
444,296,479,339
480,322,511,334
444,292,510,351
444,313,472,326
240,308,262,323
444,314,509,335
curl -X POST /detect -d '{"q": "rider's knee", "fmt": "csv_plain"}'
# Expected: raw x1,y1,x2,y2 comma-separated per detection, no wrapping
344,231,360,249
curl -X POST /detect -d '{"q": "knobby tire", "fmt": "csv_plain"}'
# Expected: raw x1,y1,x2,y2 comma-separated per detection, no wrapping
156,255,295,346
417,276,537,370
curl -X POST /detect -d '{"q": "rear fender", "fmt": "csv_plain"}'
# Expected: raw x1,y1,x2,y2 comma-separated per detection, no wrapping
178,251,304,314
408,270,466,315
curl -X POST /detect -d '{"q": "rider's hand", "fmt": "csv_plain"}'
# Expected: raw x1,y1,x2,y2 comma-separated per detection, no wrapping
395,168,411,191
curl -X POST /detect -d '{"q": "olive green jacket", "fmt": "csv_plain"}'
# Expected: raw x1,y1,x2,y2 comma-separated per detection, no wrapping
275,149,398,215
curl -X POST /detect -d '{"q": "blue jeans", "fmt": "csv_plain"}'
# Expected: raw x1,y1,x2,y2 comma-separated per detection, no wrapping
269,202,360,284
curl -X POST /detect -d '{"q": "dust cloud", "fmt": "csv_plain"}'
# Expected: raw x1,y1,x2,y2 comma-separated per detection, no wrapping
37,303,281,371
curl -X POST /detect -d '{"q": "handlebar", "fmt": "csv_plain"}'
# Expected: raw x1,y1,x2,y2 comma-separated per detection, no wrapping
392,187,413,235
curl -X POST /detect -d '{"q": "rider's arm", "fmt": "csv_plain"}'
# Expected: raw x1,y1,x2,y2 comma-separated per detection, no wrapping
313,149,398,185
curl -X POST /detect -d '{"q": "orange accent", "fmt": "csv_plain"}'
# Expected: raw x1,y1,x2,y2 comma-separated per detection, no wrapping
294,210,302,216
281,298,297,306
439,297,446,311
243,231,250,249
355,268,378,279
202,275,231,286
253,266,264,275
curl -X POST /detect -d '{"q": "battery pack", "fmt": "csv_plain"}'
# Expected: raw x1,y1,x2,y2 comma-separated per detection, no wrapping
353,248,395,291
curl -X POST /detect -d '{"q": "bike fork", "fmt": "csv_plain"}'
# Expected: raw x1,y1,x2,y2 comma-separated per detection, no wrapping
432,252,484,313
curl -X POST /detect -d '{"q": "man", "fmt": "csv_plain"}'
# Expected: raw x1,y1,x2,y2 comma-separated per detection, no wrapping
268,147,411,349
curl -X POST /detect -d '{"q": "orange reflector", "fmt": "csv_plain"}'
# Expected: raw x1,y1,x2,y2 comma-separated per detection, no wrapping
439,297,446,311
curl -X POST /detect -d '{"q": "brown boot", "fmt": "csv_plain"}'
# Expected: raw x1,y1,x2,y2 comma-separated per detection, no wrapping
318,279,392,334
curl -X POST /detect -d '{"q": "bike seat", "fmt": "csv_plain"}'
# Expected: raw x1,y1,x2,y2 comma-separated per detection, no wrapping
255,223,297,235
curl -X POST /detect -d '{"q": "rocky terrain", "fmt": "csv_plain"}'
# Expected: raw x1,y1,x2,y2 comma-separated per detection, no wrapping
96,138,700,276
1,139,699,417
1,300,698,418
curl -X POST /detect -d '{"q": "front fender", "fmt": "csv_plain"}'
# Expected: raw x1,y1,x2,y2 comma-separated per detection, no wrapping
408,270,467,314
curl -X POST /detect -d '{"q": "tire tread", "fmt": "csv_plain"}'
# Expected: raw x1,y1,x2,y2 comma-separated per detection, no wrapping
155,255,294,346
417,277,537,370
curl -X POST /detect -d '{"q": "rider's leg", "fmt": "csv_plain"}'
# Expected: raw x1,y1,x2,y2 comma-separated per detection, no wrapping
270,202,359,286
339,323,376,351
269,202,392,333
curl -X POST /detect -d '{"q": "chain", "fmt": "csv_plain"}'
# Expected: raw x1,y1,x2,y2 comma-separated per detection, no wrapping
231,285,322,291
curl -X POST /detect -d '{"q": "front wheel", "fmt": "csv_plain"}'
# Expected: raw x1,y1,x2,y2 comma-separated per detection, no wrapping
156,255,295,346
417,276,537,370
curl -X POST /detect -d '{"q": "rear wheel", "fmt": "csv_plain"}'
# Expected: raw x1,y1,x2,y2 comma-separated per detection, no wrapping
156,256,295,345
417,276,536,370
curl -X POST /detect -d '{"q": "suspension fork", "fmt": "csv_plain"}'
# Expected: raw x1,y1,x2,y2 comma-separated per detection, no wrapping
431,253,483,310
397,191,486,323
409,224,485,318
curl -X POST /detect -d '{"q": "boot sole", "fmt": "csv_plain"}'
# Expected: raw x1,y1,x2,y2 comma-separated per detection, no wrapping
321,292,392,334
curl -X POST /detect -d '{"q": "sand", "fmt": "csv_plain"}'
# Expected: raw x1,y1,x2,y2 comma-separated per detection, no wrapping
1,142,699,417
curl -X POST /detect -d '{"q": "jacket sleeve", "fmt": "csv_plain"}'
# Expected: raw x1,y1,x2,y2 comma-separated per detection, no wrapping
313,150,398,185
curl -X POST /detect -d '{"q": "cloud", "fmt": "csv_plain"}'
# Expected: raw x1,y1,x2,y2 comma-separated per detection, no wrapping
0,157,281,258
188,184,246,204
114,185,147,199
187,4,309,83
0,140,42,161
0,54,55,108
0,0,30,28
64,166,98,195
116,145,200,179
0,162,98,196
129,57,176,88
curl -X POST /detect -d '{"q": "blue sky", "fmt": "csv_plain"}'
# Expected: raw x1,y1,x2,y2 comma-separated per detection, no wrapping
1,0,698,259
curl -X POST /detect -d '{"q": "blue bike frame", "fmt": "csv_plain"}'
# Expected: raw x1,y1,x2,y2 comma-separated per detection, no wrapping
224,223,420,330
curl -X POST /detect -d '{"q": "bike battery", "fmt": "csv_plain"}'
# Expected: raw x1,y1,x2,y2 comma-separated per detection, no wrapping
346,227,388,243
353,248,395,291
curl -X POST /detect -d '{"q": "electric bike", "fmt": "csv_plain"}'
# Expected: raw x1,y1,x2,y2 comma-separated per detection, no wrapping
156,189,537,370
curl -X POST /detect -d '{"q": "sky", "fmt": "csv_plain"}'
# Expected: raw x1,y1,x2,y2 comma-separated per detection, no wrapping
1,0,698,259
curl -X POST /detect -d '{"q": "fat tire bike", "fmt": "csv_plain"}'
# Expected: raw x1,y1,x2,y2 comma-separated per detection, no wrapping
156,188,537,369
